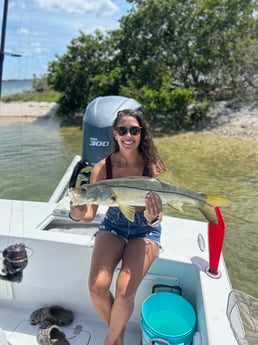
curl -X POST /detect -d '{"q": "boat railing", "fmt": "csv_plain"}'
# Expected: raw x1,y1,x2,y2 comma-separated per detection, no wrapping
48,155,81,204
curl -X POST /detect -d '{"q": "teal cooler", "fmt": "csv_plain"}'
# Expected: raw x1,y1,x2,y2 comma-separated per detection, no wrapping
141,292,196,345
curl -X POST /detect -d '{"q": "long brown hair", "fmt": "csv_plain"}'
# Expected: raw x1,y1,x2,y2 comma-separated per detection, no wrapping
112,109,165,176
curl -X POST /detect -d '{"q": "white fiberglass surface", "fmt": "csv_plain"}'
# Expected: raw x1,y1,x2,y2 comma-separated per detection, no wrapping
0,306,142,345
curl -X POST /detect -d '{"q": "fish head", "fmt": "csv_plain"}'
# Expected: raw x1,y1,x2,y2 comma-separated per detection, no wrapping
68,186,90,205
68,184,114,206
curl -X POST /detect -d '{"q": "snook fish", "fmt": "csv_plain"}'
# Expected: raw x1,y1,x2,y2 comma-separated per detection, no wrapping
68,173,229,224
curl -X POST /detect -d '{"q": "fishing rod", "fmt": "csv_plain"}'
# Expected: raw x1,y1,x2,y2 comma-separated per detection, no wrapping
0,0,22,99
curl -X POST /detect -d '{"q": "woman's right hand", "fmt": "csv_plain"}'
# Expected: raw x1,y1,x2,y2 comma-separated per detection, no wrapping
69,204,88,222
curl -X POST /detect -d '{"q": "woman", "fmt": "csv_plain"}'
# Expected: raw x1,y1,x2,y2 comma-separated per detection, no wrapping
69,109,165,345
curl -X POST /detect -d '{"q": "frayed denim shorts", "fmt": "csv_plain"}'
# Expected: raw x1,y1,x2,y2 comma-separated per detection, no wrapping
98,207,161,245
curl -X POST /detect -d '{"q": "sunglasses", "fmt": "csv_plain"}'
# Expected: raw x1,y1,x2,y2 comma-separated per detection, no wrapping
115,126,142,136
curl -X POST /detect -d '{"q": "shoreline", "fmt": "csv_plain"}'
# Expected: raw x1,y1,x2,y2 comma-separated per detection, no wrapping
0,101,59,122
198,100,258,142
1,100,258,142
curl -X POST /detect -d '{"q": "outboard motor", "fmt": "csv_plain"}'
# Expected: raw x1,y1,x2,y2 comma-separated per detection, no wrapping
82,95,141,165
69,96,141,187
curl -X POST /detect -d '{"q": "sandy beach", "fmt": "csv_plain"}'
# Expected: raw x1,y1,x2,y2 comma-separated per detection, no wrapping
0,100,258,141
0,101,59,122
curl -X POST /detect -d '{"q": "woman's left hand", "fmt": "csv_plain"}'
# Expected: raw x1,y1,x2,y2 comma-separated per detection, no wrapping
144,192,162,224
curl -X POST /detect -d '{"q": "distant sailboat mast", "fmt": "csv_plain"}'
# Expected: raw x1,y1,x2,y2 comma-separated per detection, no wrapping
0,0,22,99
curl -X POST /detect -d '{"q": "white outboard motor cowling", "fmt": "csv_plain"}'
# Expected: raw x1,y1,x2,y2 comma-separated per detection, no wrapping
82,95,141,165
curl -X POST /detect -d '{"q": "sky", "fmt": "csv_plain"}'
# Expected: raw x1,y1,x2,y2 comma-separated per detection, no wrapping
1,0,132,80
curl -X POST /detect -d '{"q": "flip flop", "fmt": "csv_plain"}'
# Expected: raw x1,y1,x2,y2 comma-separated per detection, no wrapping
30,305,73,326
37,321,70,345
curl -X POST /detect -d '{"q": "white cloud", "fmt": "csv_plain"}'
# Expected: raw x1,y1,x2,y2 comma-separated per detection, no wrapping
33,0,119,16
17,28,30,35
17,27,47,36
9,0,27,10
18,41,49,57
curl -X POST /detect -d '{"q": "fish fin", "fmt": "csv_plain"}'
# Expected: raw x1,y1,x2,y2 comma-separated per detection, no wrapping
200,195,229,224
155,170,175,185
167,202,184,212
205,195,230,206
199,204,218,224
119,205,135,222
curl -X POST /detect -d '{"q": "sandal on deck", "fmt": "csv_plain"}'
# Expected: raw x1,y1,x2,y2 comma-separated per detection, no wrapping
37,321,70,345
30,305,73,326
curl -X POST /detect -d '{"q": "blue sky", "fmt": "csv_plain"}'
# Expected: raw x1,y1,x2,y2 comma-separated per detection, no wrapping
2,0,132,80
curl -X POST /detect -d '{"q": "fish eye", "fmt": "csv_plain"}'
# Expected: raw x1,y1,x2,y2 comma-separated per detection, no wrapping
81,186,87,192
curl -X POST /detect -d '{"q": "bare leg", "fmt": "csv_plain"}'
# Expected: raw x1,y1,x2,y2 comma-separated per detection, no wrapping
88,232,125,328
104,238,159,345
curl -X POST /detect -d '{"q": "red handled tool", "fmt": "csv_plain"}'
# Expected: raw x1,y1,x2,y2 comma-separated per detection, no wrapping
208,206,225,275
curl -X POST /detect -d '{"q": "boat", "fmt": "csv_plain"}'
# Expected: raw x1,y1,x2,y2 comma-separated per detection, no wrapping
0,95,256,345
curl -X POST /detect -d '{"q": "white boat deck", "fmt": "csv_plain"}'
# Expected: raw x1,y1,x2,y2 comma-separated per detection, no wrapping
0,306,142,345
0,196,240,345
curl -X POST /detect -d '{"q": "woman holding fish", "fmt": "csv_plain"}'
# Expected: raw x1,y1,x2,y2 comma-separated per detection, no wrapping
70,109,165,345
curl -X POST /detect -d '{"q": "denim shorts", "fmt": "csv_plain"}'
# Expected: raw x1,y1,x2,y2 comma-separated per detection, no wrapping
98,207,162,245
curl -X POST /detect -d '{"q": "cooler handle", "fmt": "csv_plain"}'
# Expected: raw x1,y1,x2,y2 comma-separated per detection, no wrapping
152,284,182,295
148,338,171,345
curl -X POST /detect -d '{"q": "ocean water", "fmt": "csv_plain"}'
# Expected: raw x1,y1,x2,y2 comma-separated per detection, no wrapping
1,79,32,97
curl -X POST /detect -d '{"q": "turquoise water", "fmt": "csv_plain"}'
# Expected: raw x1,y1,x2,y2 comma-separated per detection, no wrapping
1,79,32,96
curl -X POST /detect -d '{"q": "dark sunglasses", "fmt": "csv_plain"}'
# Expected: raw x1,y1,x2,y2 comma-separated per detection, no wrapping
115,126,142,136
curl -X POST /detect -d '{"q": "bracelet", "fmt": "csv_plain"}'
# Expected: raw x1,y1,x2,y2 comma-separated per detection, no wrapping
68,212,80,222
147,216,161,227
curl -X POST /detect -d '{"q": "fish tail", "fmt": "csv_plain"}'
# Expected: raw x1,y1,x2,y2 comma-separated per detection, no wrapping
200,195,229,224
199,204,218,224
205,195,229,207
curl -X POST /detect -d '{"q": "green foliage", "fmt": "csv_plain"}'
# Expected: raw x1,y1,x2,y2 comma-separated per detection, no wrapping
121,75,208,130
2,90,61,103
46,0,258,128
32,74,49,92
47,30,118,117
120,0,258,93
140,86,195,130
